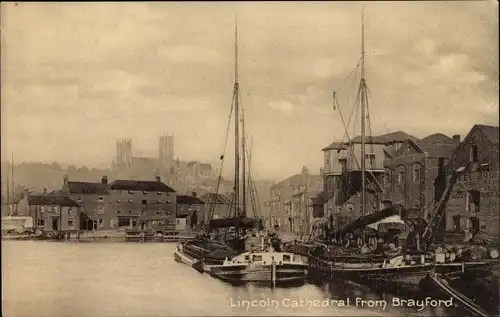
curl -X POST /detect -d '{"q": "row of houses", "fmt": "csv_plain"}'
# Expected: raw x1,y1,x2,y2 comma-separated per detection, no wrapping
268,124,499,239
5,175,234,233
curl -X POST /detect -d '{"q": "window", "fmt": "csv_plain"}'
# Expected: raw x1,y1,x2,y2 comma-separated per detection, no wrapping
466,190,480,213
68,220,74,227
117,210,121,214
129,210,132,214
156,209,162,215
52,206,59,212
38,219,45,227
176,219,180,225
253,255,263,261
412,164,421,182
118,218,129,228
157,200,162,204
469,145,478,163
365,154,376,166
40,206,45,213
397,169,405,184
141,200,147,205
98,217,104,226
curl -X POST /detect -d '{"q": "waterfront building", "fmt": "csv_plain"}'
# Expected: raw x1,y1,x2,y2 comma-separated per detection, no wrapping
322,131,413,228
28,194,80,232
176,193,206,230
268,167,322,232
61,175,110,230
382,133,460,220
444,124,499,239
108,176,177,231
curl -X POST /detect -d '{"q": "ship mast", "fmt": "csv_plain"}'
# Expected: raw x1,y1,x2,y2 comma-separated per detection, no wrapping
233,16,241,218
360,8,367,229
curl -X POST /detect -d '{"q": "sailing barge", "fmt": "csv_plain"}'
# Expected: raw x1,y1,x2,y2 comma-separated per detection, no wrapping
174,18,307,286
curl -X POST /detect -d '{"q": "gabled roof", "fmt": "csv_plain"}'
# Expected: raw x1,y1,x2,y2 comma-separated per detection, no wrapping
28,195,80,207
109,180,176,193
394,138,456,158
476,125,499,145
177,195,206,205
67,181,109,195
420,133,453,144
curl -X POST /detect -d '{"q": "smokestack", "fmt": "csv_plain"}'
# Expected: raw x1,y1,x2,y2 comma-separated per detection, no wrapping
155,175,161,182
101,176,108,185
452,134,461,145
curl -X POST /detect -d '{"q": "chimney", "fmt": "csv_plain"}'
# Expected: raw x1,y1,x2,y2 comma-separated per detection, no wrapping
101,176,108,185
192,191,197,197
155,175,161,182
452,134,461,145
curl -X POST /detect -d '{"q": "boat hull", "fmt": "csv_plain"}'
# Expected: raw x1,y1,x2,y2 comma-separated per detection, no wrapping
435,261,500,275
209,262,308,285
427,272,492,317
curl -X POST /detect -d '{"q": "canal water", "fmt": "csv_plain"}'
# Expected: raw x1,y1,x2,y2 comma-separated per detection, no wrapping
0,241,478,316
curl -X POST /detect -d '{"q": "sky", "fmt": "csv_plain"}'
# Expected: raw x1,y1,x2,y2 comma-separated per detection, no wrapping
1,1,498,180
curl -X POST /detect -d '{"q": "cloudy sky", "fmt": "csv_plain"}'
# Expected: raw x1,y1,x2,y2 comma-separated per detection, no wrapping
1,1,498,180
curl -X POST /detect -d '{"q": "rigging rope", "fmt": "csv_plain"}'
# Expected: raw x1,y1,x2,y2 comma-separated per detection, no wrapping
207,85,237,221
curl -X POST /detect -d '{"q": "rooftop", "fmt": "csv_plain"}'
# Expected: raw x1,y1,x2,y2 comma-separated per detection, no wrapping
109,180,176,193
67,181,109,195
476,124,499,145
28,195,80,207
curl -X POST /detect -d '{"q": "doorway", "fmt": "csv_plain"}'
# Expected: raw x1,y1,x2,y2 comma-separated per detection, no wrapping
52,218,59,231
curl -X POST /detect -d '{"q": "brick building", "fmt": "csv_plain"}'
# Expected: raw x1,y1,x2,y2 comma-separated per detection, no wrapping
382,133,460,219
268,167,322,232
28,195,81,232
444,125,499,238
61,175,110,230
108,177,177,230
322,131,414,229
59,175,177,231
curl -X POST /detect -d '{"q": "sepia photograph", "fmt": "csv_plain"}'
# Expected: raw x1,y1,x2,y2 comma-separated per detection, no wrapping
1,1,499,317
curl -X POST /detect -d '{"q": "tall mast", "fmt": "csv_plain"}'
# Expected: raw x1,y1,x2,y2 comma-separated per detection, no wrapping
241,24,247,218
360,8,366,221
233,15,240,218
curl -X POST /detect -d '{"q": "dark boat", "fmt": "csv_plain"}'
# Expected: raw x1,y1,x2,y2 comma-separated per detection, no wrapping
427,272,493,317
